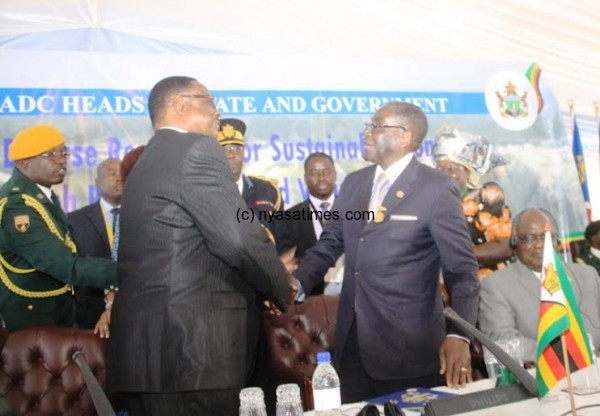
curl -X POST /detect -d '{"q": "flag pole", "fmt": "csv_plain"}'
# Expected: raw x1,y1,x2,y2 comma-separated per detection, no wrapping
561,334,578,416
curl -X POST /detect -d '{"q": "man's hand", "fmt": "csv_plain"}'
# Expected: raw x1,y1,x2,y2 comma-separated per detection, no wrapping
279,246,298,275
439,337,472,388
94,309,111,339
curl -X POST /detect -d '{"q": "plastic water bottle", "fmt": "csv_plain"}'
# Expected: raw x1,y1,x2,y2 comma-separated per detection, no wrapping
239,387,267,416
312,351,341,416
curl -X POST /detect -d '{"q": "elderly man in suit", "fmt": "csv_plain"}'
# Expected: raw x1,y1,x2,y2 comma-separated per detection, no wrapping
479,208,600,363
288,152,343,295
295,102,480,403
107,76,290,415
0,125,117,331
68,157,123,328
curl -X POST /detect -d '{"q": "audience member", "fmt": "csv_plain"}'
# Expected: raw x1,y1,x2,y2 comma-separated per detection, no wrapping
217,118,292,254
479,208,600,363
107,76,290,416
287,152,344,295
68,157,123,328
0,125,117,331
295,102,480,403
575,220,600,275
432,126,512,280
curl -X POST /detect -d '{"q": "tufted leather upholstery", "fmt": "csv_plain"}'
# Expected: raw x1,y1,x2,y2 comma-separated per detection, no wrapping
262,295,338,409
0,326,107,415
263,295,488,410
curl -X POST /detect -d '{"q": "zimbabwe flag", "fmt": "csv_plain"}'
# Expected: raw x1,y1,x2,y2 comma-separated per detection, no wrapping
536,231,594,396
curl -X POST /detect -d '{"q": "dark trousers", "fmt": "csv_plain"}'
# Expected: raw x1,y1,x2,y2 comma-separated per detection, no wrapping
123,389,239,416
338,319,442,403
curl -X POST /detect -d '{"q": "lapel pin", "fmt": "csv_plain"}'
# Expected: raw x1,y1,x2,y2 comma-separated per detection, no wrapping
373,207,387,224
396,190,405,198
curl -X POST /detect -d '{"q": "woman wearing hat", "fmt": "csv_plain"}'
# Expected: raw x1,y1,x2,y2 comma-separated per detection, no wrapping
432,126,512,281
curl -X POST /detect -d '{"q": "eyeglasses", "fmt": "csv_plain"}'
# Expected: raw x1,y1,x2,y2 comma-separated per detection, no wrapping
40,150,70,160
363,122,407,133
179,94,217,108
223,145,244,155
517,233,557,245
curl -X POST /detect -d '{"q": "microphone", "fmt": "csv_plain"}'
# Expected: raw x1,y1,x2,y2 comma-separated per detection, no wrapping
443,307,538,397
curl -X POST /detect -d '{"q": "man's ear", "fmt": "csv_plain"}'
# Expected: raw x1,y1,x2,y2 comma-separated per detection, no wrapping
171,95,186,115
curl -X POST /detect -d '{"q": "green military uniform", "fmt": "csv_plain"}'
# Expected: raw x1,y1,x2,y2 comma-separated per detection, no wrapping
0,168,117,331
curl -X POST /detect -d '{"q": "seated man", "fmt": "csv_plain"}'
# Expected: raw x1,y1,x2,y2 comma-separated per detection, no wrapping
479,208,600,363
575,220,600,275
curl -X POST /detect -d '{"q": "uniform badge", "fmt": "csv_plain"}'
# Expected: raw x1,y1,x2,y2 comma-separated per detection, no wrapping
14,215,30,233
373,207,387,224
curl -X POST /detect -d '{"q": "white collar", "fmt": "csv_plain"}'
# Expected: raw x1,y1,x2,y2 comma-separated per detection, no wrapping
308,193,335,210
158,126,188,133
36,184,52,200
591,246,600,258
373,153,414,185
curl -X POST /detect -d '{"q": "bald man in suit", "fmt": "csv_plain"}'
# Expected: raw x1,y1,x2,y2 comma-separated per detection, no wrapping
479,208,600,363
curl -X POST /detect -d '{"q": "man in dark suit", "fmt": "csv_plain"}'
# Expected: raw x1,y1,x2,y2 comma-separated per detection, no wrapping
295,102,480,403
217,118,292,255
68,157,123,328
287,152,343,295
107,76,290,416
0,125,117,331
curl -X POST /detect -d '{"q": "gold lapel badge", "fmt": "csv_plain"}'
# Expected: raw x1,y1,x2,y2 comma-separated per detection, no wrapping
14,215,30,233
373,207,387,224
396,190,405,198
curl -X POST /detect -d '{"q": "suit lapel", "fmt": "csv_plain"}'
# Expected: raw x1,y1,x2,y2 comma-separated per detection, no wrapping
513,262,542,301
357,167,377,229
381,156,419,215
88,202,110,247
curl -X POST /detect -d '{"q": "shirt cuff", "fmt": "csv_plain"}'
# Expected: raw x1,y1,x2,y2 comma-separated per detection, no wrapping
447,333,471,344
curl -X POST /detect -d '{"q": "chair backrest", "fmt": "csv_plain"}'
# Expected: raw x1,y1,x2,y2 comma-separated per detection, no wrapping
262,295,339,409
0,326,107,415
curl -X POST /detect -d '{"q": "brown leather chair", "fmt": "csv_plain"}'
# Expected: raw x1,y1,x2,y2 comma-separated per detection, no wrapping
0,326,108,415
263,295,338,410
263,294,487,410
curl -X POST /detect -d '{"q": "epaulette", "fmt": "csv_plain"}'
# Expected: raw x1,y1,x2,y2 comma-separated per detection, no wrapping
249,175,282,210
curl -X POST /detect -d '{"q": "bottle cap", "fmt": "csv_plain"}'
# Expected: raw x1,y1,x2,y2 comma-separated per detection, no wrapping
316,351,331,363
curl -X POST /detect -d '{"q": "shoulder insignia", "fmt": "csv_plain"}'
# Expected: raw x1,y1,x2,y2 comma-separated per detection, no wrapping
14,215,30,233
248,175,282,210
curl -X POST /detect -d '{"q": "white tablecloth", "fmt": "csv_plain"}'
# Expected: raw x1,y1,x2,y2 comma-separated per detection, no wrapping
305,378,600,415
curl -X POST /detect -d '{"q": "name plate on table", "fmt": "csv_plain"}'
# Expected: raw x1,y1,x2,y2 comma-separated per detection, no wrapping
423,384,542,416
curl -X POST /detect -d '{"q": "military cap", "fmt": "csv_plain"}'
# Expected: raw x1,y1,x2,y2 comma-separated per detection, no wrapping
217,118,246,147
9,125,65,161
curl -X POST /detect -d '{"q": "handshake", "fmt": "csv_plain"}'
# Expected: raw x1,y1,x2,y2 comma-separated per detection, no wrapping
264,246,299,315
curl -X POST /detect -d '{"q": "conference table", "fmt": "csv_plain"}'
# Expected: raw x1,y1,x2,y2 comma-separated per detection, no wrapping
304,378,600,415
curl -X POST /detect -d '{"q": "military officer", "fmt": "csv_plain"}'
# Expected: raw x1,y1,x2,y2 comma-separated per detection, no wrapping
217,118,292,254
0,125,118,331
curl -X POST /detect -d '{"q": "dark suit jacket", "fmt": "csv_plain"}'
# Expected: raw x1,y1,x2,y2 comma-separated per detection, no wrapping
67,201,111,327
107,129,290,393
296,156,480,380
287,199,317,258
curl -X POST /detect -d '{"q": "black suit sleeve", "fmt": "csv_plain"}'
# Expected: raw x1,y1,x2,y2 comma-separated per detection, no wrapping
181,138,290,312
